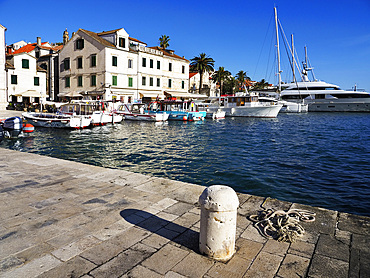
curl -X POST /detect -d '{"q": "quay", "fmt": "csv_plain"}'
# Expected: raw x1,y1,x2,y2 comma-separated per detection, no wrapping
0,125,369,277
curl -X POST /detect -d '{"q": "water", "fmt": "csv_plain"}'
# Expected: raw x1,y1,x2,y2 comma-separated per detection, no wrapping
1,113,370,216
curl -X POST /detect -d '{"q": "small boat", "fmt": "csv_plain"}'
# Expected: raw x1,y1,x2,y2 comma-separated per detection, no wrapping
116,103,169,122
22,112,91,129
147,100,206,121
0,116,34,139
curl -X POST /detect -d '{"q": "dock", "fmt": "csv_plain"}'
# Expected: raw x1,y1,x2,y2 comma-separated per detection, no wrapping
0,143,369,277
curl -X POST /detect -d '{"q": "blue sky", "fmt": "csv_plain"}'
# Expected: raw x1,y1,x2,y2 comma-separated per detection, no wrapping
1,0,370,91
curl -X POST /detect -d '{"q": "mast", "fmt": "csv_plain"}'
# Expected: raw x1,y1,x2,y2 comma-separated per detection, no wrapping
291,34,296,83
274,7,282,92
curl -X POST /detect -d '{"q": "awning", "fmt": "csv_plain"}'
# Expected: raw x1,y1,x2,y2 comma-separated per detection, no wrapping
166,92,208,99
14,90,47,98
83,91,104,96
58,91,83,98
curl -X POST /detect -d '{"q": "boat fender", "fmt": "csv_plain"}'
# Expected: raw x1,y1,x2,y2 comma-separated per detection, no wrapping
183,116,187,121
22,123,35,133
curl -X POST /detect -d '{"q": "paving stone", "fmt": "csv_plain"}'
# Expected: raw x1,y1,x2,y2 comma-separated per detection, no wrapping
92,219,134,241
315,234,350,262
262,239,289,257
172,211,199,228
122,265,162,278
134,177,183,195
172,252,214,277
235,238,263,260
237,195,266,216
0,256,23,273
164,271,187,278
243,251,283,278
141,233,172,249
276,253,310,278
240,223,268,243
288,239,315,258
167,182,205,204
36,256,96,278
0,254,62,278
206,255,251,278
141,244,189,275
79,240,124,266
15,242,55,265
308,254,349,278
89,249,147,278
51,235,101,262
338,212,370,236
108,226,151,250
163,202,194,216
171,228,199,252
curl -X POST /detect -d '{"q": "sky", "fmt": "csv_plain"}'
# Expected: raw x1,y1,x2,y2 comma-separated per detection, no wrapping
1,0,370,91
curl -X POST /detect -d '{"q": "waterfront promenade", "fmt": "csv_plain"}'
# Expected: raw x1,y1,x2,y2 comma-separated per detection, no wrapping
0,111,369,277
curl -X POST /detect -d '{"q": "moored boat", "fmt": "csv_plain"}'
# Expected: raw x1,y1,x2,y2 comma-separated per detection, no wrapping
22,112,91,129
147,100,206,121
116,103,169,122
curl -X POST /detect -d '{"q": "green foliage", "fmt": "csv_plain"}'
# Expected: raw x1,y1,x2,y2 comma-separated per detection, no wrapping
159,35,170,49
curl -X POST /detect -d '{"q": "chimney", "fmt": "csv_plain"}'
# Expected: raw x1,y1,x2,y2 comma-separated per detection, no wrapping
6,45,12,54
37,37,41,45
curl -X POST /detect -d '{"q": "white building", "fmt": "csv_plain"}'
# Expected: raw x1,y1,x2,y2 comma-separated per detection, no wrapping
6,52,47,106
0,24,7,109
58,28,191,103
189,71,217,97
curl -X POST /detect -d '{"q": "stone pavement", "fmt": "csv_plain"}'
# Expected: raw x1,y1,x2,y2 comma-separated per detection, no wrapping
0,147,369,278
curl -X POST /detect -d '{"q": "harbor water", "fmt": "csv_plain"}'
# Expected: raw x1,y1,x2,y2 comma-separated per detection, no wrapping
1,112,369,216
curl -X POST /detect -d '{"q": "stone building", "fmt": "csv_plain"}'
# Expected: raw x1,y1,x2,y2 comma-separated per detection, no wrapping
0,24,6,109
58,28,191,103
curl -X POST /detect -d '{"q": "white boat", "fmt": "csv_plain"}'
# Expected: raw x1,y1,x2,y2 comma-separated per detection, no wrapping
22,112,91,129
60,101,123,125
116,103,169,122
206,92,282,118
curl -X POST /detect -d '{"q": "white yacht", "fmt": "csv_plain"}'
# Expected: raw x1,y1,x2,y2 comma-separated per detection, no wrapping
280,79,370,112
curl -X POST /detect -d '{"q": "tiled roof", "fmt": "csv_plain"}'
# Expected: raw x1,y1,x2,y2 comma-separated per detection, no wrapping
97,28,122,36
12,42,61,54
129,37,146,45
189,72,198,78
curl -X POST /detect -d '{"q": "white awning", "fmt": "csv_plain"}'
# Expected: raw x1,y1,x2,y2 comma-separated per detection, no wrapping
167,92,208,98
14,90,47,98
58,91,83,97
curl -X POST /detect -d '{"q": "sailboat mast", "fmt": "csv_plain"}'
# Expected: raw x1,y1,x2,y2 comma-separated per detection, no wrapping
274,7,282,92
291,34,296,83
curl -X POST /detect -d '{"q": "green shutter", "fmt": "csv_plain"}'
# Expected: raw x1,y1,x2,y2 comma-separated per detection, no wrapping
182,80,185,89
128,77,133,87
168,79,172,88
91,55,96,67
34,77,40,86
91,75,96,86
11,75,17,84
78,76,83,87
22,59,29,69
112,75,117,86
112,56,117,66
65,77,70,88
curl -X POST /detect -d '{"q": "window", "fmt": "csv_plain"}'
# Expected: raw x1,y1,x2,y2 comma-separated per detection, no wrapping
128,59,133,68
11,75,17,84
150,77,153,86
77,57,83,69
91,75,96,86
157,78,160,87
128,77,133,87
112,75,117,86
22,59,29,69
169,63,172,72
78,76,83,87
119,37,125,48
142,76,146,86
91,54,96,67
64,58,70,70
112,56,117,67
65,76,70,88
182,80,185,89
35,52,40,59
157,61,160,69
34,77,40,86
76,39,84,49
168,79,172,88
150,59,153,68
142,58,146,67
182,65,185,74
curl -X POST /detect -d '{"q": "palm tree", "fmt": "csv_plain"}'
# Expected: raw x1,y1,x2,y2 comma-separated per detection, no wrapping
212,67,231,95
159,35,170,49
253,79,270,90
235,70,252,91
190,53,215,94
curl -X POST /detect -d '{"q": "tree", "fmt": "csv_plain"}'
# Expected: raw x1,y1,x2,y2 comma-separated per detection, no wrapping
235,70,252,92
212,67,231,95
159,35,170,49
190,53,215,94
253,79,270,90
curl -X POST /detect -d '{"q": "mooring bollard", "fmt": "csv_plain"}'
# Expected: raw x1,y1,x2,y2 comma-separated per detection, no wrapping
199,185,239,262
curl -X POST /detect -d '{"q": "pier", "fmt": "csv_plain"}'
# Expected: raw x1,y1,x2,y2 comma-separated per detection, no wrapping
0,147,369,277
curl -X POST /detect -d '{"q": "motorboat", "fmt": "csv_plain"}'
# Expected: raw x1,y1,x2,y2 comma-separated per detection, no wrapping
116,103,169,122
147,100,206,121
22,112,91,129
0,116,34,138
205,92,282,118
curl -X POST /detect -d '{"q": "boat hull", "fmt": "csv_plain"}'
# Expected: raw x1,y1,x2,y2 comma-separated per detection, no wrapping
211,104,282,118
22,113,91,129
306,99,370,112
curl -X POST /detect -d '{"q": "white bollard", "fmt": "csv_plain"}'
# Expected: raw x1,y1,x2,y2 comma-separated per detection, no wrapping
199,185,239,261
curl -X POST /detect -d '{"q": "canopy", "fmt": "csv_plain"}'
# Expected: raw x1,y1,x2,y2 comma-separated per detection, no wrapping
58,91,83,98
166,92,208,99
14,90,47,98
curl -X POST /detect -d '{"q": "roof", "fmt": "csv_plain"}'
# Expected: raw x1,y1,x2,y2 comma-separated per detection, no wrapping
12,42,61,54
189,72,198,78
97,28,123,36
79,29,115,48
129,37,146,45
148,46,189,62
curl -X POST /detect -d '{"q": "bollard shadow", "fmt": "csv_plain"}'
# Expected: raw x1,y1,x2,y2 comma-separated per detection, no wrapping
120,209,199,253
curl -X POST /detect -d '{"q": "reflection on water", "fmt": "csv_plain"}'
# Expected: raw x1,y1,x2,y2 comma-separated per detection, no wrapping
2,113,370,216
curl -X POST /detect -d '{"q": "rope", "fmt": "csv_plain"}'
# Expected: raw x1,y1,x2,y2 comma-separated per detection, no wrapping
249,197,316,243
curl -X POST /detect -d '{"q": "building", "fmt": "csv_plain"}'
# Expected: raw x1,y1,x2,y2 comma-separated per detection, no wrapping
58,28,191,103
0,24,7,109
189,71,217,97
6,52,47,108
10,37,62,101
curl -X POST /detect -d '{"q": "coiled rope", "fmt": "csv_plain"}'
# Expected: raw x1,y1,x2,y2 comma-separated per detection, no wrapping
249,197,316,243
